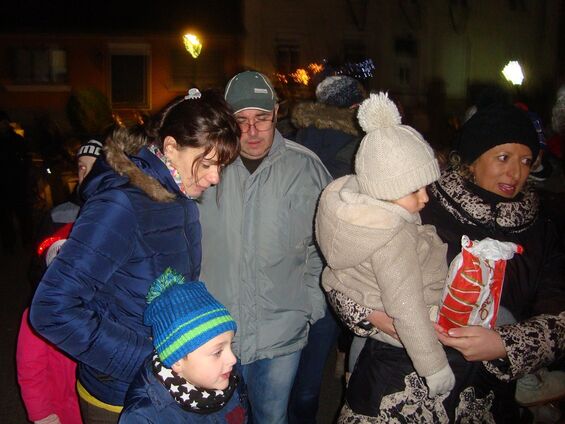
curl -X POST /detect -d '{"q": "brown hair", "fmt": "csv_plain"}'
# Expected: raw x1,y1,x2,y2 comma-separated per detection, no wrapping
147,89,240,177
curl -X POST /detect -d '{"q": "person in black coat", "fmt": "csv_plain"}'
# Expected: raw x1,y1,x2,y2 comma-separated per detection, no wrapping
327,103,565,423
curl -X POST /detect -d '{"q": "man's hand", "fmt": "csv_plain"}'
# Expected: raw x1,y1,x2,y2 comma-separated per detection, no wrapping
435,324,507,361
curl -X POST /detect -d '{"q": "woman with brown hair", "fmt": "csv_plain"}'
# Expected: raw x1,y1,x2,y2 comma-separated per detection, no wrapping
30,89,240,424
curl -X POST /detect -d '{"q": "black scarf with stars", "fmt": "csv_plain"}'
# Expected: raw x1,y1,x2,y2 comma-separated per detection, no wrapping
152,353,238,414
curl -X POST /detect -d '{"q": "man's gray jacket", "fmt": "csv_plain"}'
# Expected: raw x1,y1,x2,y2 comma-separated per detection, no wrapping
198,130,332,364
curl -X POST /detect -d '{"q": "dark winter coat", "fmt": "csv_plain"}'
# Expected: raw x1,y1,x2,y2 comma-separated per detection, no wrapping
291,101,361,178
119,359,248,423
332,169,565,423
30,145,202,407
420,169,565,321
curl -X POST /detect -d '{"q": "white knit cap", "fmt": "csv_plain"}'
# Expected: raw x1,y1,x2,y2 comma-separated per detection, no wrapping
355,92,440,200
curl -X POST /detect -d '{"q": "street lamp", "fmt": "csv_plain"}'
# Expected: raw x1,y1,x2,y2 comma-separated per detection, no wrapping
183,33,202,59
502,61,524,86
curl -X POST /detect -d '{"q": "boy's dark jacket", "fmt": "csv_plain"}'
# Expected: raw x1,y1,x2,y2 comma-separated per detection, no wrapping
119,359,248,423
30,143,202,406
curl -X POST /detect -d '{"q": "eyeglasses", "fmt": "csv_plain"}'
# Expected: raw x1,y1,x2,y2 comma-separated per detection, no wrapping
236,113,275,133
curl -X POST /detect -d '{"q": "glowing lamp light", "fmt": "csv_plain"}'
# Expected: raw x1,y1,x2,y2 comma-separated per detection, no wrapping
502,61,524,86
183,33,202,58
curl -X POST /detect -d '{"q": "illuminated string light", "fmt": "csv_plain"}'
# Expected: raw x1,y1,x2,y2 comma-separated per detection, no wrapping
308,63,324,74
276,59,375,86
290,69,310,85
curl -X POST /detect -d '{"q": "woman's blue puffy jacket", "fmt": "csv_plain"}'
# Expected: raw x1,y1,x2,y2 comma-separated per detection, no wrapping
30,147,202,406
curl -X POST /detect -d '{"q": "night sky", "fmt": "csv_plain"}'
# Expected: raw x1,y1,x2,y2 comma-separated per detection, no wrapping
0,0,243,34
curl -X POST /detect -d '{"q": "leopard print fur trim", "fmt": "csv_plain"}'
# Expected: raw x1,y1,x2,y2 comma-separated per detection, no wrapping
338,373,495,423
431,170,538,233
485,312,565,381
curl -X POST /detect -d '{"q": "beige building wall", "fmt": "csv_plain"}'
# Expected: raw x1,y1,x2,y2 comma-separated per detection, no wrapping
241,0,562,105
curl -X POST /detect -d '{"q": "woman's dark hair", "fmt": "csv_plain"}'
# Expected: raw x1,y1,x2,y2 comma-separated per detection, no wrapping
147,89,240,176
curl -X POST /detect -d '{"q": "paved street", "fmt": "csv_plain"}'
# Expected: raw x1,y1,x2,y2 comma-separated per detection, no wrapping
0,242,344,423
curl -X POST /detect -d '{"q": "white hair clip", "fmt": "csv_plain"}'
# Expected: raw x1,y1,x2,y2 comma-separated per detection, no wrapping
185,88,201,100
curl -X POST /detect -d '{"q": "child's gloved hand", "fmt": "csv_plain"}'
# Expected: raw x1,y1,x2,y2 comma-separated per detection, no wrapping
34,414,61,424
425,364,455,398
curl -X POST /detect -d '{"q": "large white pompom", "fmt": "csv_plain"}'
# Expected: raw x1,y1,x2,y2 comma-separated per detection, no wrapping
357,92,401,132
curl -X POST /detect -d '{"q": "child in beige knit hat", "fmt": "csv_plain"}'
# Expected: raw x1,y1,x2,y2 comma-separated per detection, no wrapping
315,92,454,398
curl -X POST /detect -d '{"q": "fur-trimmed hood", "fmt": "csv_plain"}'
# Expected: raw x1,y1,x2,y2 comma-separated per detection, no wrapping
291,101,361,136
102,134,178,202
81,136,181,203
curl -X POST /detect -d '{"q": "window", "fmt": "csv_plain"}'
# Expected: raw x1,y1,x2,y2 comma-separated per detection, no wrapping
12,47,67,84
109,44,150,109
275,43,300,75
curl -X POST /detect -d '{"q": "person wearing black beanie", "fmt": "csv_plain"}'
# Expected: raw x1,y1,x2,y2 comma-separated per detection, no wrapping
325,99,565,422
455,103,539,166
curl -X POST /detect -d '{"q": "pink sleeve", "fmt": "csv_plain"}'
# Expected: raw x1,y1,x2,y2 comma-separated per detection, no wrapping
16,309,56,422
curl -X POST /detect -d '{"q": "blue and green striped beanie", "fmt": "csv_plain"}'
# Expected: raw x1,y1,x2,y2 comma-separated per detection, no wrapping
144,268,237,367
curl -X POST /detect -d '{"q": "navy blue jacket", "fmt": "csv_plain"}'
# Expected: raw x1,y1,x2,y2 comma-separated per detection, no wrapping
120,358,248,423
30,147,202,406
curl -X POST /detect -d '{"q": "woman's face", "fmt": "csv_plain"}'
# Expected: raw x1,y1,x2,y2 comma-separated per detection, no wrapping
469,143,533,199
164,136,221,198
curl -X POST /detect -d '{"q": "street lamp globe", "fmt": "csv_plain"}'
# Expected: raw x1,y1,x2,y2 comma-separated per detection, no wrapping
183,33,202,59
502,61,524,86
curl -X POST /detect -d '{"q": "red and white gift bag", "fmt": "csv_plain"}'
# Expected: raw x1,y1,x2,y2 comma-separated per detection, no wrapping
437,235,523,330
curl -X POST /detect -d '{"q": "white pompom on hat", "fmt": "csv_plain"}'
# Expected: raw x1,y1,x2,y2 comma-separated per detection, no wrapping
355,92,440,200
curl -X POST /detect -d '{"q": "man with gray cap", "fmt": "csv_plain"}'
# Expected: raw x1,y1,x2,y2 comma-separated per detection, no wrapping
197,71,331,423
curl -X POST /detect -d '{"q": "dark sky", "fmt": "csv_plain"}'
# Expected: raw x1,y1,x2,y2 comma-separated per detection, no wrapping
0,0,243,34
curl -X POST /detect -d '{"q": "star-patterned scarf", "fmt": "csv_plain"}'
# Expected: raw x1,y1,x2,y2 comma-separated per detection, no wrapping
152,353,238,414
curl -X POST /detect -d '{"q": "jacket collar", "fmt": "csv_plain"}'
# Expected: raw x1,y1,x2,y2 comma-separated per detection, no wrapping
80,147,183,202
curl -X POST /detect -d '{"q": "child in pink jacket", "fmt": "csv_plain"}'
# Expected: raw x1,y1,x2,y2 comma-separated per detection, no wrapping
17,206,81,423
17,308,82,424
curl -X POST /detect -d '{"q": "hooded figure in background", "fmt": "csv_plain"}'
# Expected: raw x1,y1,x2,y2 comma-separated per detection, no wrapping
292,75,365,178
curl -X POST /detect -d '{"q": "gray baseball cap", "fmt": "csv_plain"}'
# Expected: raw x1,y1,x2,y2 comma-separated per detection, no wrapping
224,71,277,114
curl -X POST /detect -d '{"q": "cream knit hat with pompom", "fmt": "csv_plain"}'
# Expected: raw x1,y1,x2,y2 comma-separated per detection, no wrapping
355,92,440,200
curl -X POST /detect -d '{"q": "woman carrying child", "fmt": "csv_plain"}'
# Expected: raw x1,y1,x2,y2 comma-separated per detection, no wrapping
323,100,565,422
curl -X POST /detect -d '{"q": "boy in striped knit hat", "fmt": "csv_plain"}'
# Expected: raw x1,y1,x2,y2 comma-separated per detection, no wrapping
120,269,248,423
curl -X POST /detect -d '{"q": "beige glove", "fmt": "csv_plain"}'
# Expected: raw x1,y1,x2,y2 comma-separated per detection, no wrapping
34,414,61,424
425,364,455,398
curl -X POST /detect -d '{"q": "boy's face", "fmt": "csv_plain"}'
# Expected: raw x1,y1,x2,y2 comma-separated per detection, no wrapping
171,331,236,390
77,155,97,184
392,186,429,214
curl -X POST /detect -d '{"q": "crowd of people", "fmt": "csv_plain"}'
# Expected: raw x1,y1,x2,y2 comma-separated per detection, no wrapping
10,69,565,424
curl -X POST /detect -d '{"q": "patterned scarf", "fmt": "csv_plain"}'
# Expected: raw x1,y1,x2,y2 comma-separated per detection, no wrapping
430,169,539,234
152,353,237,414
147,144,188,196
